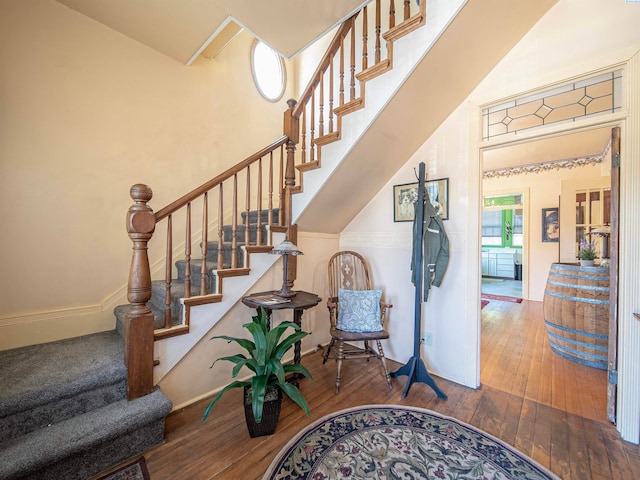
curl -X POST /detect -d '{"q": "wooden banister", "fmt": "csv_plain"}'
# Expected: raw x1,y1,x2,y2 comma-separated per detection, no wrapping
155,136,288,222
292,19,356,119
124,0,426,400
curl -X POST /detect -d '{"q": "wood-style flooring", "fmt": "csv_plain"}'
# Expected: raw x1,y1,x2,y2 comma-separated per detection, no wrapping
139,299,640,479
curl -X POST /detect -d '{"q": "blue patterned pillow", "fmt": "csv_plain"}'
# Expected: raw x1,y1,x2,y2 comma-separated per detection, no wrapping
337,289,383,332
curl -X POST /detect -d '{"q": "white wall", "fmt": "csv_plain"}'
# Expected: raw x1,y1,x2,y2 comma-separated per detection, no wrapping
342,103,480,388
340,0,640,442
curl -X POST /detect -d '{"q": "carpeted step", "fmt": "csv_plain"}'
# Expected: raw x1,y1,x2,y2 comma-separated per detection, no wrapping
113,304,168,337
114,277,214,335
175,258,218,289
148,280,194,323
221,223,270,244
241,207,279,225
0,388,172,480
203,241,246,267
0,331,127,443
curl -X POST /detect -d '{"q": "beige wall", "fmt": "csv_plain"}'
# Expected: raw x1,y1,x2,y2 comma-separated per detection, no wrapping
0,0,294,349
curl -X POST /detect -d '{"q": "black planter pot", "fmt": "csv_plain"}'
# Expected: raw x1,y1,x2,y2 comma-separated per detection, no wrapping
243,385,282,437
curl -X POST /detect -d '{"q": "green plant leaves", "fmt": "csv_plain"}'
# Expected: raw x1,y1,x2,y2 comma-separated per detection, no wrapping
203,306,314,425
202,380,249,421
280,382,311,417
250,375,269,423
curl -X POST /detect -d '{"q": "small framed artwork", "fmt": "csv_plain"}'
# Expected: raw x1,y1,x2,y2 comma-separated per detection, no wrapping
542,207,559,242
393,177,449,222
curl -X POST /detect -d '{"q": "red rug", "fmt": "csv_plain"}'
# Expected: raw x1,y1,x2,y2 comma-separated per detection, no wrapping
481,300,489,309
481,294,522,303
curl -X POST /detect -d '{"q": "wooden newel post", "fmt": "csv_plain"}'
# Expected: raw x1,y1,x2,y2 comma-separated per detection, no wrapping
283,99,299,287
283,98,299,228
126,184,156,400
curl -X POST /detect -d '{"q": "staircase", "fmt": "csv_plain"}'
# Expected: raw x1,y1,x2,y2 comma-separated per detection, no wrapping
115,209,277,333
0,331,172,480
0,0,557,476
0,211,270,479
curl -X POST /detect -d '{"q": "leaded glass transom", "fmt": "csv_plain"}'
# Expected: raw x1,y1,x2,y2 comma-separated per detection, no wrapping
482,70,622,140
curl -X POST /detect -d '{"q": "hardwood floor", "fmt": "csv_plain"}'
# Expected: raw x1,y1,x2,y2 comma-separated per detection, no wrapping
141,299,640,479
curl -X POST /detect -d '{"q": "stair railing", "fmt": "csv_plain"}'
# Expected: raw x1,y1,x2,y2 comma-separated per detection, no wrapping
125,0,425,400
125,134,290,399
290,0,425,170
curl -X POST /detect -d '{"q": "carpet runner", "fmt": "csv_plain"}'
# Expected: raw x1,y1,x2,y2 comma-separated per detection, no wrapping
263,405,559,480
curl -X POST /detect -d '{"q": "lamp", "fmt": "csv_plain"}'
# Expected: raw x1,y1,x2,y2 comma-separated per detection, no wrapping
270,239,303,297
592,226,611,259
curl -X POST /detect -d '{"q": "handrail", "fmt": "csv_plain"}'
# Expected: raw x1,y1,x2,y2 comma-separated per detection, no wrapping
292,18,356,119
124,0,426,401
290,0,425,167
156,136,288,222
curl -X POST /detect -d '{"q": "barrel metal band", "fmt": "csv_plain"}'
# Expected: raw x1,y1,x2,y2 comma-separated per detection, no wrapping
544,318,609,339
544,289,610,304
548,337,608,359
546,327,608,351
549,271,609,281
548,343,607,369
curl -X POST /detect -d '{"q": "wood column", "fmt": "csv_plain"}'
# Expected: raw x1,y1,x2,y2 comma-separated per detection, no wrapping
125,184,156,400
283,99,299,287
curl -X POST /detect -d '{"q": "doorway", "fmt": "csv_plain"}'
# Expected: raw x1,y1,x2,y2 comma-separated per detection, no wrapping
479,124,618,424
481,193,524,300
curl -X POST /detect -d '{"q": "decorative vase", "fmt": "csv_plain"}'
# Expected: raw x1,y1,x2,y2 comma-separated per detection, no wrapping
580,259,595,267
243,385,282,437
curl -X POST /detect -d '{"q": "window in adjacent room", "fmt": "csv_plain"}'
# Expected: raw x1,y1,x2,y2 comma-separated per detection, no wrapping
251,40,286,102
482,194,524,248
482,210,503,246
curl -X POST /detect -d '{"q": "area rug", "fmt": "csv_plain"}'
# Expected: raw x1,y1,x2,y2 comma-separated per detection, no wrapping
95,457,150,480
481,294,522,303
263,405,559,480
481,299,490,309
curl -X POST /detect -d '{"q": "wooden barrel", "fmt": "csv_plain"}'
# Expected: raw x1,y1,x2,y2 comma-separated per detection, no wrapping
542,263,609,369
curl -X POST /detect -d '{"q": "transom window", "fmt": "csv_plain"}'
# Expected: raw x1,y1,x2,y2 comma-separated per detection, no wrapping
251,40,286,102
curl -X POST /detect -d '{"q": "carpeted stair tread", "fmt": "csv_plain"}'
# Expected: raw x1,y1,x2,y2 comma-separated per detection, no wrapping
0,388,172,480
0,331,125,418
175,258,218,288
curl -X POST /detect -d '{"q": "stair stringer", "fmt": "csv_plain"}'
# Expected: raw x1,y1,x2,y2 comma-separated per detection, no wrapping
291,0,467,225
151,232,285,383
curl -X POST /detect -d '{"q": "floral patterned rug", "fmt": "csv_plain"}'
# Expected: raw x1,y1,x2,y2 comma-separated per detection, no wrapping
96,457,150,480
263,405,559,480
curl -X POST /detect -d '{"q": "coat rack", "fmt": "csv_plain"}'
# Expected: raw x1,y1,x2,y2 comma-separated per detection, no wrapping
391,162,447,399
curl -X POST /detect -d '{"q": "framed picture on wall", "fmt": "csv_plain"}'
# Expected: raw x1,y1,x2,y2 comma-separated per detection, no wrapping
393,178,449,222
542,207,559,242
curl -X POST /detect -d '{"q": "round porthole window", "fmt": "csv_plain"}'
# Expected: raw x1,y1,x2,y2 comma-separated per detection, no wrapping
251,40,286,102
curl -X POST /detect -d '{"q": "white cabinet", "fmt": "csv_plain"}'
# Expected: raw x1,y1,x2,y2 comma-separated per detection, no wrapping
481,251,515,279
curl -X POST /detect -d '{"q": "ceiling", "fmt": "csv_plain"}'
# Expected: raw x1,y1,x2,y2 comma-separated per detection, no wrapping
483,127,612,172
54,0,369,64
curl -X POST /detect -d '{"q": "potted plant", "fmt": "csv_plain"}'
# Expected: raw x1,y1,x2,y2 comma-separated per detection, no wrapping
202,307,312,437
578,241,598,266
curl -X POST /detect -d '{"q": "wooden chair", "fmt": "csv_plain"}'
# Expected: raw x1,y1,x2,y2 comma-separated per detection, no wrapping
323,251,393,394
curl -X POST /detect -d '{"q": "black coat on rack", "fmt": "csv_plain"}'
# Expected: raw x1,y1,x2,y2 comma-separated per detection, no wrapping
390,162,447,399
